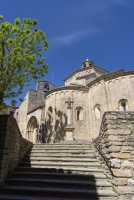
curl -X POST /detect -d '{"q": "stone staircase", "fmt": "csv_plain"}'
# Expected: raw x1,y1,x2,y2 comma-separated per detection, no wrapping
0,143,118,200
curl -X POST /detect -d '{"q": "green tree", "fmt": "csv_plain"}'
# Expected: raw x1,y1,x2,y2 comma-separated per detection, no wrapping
0,16,48,107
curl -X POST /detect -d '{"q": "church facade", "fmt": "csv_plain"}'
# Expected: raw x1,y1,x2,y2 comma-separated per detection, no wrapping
15,59,134,143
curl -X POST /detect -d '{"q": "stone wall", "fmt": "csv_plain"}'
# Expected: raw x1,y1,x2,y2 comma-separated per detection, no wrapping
88,74,134,139
89,79,108,138
105,75,134,111
0,115,32,185
45,87,90,142
94,111,134,199
0,106,16,115
15,92,29,138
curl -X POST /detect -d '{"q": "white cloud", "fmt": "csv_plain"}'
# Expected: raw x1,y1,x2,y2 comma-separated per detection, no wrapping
50,0,129,47
53,28,100,46
87,0,128,13
111,0,128,5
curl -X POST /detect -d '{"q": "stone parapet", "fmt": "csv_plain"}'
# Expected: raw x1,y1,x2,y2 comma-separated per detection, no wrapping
0,115,32,185
94,111,134,199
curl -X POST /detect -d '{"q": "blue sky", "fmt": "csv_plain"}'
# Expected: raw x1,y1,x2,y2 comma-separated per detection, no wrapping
1,0,134,104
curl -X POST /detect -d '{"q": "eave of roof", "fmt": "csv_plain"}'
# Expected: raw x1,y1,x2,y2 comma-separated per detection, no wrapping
27,104,45,115
44,85,88,97
64,66,109,82
87,70,134,87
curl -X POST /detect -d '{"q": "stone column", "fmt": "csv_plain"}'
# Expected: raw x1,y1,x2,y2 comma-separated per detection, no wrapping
65,97,73,127
65,98,75,141
67,106,71,126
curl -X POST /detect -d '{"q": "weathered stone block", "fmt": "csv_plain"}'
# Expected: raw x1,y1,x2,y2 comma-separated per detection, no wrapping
126,114,132,120
112,169,132,178
128,178,134,186
127,136,134,142
110,153,130,159
108,146,121,152
132,196,134,200
112,178,128,186
108,135,125,142
105,115,117,120
106,119,116,125
109,141,123,146
118,195,132,200
117,114,126,119
122,160,134,169
127,142,134,147
107,129,118,135
121,146,133,152
117,129,131,135
117,186,134,194
110,158,121,168
107,125,117,129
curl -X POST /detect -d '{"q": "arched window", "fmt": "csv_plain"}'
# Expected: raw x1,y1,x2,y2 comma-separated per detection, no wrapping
118,99,128,111
94,104,101,119
76,107,83,121
44,83,49,92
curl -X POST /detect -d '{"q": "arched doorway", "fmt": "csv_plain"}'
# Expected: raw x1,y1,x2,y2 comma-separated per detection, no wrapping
26,116,38,143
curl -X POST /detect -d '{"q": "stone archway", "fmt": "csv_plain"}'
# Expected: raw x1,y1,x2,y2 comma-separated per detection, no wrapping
26,116,38,143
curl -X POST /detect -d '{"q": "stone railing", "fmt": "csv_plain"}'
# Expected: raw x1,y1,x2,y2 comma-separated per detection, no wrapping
0,115,33,185
94,111,134,199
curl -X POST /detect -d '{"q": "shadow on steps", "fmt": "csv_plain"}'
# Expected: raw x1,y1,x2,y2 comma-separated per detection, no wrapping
0,149,99,200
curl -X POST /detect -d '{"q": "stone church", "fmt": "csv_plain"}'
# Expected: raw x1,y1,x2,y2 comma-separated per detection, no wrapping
15,58,134,144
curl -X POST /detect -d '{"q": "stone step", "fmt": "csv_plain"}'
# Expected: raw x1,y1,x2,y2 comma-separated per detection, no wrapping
0,195,89,200
15,167,105,177
32,143,91,146
0,143,118,199
30,149,95,153
32,146,92,150
13,171,107,181
6,177,112,188
22,157,99,162
0,185,118,198
33,142,92,148
19,161,101,168
27,153,96,158
0,194,118,200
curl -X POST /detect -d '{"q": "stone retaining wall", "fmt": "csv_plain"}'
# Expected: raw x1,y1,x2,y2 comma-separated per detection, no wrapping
94,111,134,199
0,106,16,115
0,115,33,185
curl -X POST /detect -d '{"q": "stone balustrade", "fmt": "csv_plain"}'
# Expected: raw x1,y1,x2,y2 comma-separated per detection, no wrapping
94,111,134,200
0,115,33,185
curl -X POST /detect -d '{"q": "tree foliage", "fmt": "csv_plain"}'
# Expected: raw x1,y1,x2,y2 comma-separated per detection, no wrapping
0,16,48,107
